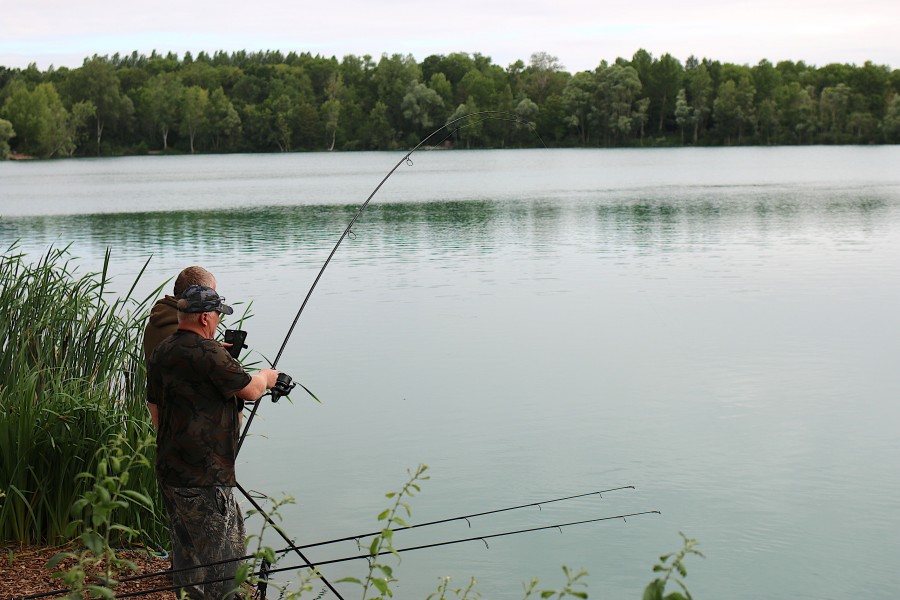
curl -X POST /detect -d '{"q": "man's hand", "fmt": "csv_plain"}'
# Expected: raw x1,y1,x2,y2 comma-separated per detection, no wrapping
236,368,280,401
260,369,279,389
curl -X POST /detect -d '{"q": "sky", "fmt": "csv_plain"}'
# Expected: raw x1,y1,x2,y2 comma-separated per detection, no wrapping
1,0,898,73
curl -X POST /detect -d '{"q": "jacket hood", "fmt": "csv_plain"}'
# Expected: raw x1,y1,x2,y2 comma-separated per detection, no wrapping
143,295,179,362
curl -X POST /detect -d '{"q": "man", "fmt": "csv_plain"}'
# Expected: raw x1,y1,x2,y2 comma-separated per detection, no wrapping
143,266,218,583
143,265,216,363
144,265,217,430
147,284,278,599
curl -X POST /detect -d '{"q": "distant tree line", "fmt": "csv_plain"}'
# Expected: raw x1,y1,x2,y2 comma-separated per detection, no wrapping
1,48,898,158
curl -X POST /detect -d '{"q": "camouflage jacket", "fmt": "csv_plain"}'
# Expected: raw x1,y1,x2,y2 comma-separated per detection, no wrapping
147,330,251,487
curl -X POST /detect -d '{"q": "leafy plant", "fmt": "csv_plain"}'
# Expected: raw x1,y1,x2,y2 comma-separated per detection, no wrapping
521,566,589,600
46,432,156,599
0,243,168,546
642,532,704,600
236,493,319,599
427,576,480,600
337,463,430,600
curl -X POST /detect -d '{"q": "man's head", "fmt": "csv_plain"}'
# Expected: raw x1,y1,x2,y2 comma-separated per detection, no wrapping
177,285,233,338
173,266,216,298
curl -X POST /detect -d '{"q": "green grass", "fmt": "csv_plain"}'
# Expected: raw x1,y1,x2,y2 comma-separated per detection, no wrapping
0,243,168,547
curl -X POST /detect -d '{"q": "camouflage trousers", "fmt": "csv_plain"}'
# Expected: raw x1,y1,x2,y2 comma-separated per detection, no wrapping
160,486,246,600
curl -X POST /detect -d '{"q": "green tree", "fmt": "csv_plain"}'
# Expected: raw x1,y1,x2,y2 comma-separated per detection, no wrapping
674,89,692,144
1,81,73,157
820,83,851,139
0,118,14,158
179,85,209,153
648,53,684,133
208,87,241,151
524,52,568,104
138,72,183,150
512,96,539,145
267,93,294,152
459,68,495,108
735,76,757,142
687,63,713,143
601,64,643,145
322,73,344,150
757,98,779,144
562,71,595,144
881,94,900,142
64,57,134,155
364,100,395,149
448,100,483,148
373,53,422,135
401,80,445,139
428,72,453,106
634,97,651,144
777,82,818,143
713,80,742,144
61,100,96,157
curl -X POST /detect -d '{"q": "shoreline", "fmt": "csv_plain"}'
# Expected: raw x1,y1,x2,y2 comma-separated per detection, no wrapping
0,544,175,599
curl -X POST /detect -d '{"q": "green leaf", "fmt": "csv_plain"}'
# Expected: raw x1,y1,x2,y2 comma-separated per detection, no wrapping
570,592,588,599
540,591,555,598
377,509,390,521
297,381,322,403
643,579,664,600
373,578,389,594
45,552,68,570
233,562,251,584
336,577,362,585
82,531,104,555
86,585,115,599
120,490,153,508
369,537,379,556
378,564,393,578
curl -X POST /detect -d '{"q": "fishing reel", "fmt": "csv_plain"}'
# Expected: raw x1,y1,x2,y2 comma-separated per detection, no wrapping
270,372,296,403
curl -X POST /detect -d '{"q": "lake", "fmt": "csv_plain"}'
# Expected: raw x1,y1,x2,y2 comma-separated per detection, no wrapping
2,146,899,599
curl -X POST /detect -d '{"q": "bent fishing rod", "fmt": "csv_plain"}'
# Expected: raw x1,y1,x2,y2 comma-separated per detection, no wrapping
235,110,538,455
88,510,662,600
223,113,537,599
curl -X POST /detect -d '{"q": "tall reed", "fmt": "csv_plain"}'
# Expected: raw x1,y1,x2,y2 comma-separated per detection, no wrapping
0,243,168,546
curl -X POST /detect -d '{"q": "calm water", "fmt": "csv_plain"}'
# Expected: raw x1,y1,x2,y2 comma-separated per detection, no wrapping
2,147,900,599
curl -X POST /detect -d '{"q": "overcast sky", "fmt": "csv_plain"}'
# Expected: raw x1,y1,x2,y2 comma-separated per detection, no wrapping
2,0,897,73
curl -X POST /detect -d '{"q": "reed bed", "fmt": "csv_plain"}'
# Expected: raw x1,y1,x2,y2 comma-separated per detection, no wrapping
0,243,168,547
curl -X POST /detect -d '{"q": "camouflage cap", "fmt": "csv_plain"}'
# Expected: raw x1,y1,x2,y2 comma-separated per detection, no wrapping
179,285,234,315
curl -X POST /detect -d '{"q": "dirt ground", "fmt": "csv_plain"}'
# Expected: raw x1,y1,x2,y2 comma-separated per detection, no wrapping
0,544,176,600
